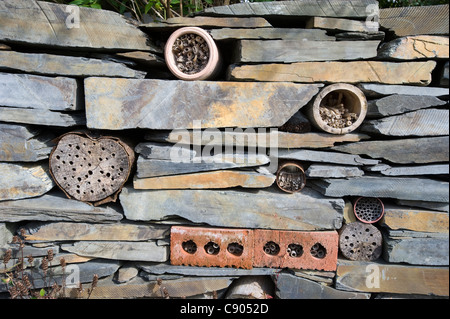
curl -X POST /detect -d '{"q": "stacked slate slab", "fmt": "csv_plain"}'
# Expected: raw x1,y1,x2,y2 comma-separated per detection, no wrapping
0,0,448,300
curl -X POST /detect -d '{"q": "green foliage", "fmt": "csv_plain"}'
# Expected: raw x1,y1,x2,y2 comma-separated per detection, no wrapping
379,0,449,8
44,0,450,21
69,0,102,9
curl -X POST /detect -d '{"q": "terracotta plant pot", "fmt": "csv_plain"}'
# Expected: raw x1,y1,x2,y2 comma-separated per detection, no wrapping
164,27,222,81
305,83,368,134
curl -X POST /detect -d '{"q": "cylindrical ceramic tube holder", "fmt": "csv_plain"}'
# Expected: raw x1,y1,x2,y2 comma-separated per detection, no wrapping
164,27,222,81
353,197,385,224
305,83,368,134
276,162,306,193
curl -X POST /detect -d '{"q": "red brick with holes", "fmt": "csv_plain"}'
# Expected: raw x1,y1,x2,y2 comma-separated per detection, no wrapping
170,226,254,269
253,229,339,271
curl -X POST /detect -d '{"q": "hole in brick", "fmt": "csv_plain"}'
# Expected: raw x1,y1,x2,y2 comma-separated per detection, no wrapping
263,241,280,256
310,243,327,259
204,241,220,255
182,240,197,254
287,243,303,258
227,242,244,256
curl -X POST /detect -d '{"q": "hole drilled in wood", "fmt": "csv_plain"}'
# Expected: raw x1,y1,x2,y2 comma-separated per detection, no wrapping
49,133,132,204
339,222,382,261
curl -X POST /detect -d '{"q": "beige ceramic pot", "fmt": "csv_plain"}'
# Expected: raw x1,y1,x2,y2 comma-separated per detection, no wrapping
164,27,222,81
305,83,368,134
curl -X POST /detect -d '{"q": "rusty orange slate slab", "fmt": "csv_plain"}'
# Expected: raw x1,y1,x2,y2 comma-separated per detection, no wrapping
170,226,254,269
253,229,339,271
85,78,323,130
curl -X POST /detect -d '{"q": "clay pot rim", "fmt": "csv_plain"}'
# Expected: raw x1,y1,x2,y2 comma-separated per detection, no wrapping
353,196,385,224
312,83,368,135
164,26,220,81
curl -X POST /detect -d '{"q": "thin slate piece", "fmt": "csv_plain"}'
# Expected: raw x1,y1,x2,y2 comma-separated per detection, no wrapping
198,0,378,18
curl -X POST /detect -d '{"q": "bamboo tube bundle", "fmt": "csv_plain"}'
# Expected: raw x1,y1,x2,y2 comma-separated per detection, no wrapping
305,83,368,134
276,162,306,193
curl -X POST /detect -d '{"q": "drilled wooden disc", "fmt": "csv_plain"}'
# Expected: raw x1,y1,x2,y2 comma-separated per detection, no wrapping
339,222,382,261
49,134,131,203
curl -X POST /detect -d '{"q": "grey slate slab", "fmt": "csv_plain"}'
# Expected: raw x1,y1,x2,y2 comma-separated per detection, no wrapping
305,164,364,178
198,0,379,19
358,83,449,98
209,28,334,41
138,262,282,277
367,164,449,176
119,186,344,231
0,260,120,292
136,153,270,178
383,234,449,266
0,191,123,223
0,73,80,111
0,162,54,201
379,4,449,36
332,136,449,164
0,123,55,162
361,109,449,136
0,0,156,52
366,94,447,118
85,78,322,130
233,40,380,63
274,272,370,299
0,107,85,127
61,241,168,262
395,200,449,213
309,176,449,202
275,149,379,166
0,50,146,78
